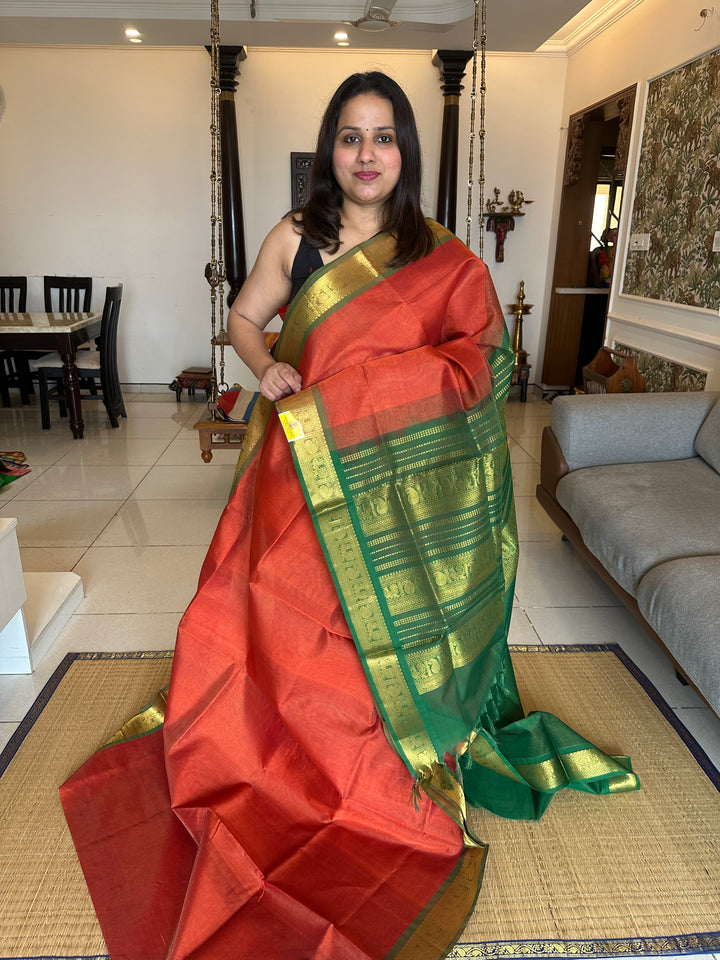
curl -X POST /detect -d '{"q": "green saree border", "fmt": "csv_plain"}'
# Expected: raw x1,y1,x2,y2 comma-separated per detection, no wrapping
101,685,169,748
277,385,498,848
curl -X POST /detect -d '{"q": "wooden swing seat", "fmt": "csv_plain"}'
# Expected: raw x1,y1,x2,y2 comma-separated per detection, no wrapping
194,405,249,463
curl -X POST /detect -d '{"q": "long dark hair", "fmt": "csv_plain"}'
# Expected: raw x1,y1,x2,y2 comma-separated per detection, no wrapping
292,72,435,267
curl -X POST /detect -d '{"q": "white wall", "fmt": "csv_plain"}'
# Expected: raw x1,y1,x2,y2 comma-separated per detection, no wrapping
559,0,720,388
0,46,212,387
0,43,567,392
463,52,567,377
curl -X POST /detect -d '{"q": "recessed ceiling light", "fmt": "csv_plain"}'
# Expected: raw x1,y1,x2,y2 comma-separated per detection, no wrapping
337,41,350,46
129,37,143,43
334,31,348,39
125,27,141,37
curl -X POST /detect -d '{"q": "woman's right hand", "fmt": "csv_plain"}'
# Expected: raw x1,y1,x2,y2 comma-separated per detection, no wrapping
258,361,302,402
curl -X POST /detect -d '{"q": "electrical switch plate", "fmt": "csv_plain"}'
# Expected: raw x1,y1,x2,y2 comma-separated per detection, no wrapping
713,231,720,253
629,233,651,251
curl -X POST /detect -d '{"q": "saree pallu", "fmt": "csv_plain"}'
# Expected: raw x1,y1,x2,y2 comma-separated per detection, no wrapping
61,222,638,960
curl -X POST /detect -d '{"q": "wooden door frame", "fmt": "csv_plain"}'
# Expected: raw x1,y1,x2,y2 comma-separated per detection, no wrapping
541,85,637,390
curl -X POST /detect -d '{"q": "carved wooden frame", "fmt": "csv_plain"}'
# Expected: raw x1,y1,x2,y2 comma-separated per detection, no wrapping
291,152,315,209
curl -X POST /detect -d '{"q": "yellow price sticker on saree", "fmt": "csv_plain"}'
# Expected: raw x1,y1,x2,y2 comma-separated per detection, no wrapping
278,410,305,442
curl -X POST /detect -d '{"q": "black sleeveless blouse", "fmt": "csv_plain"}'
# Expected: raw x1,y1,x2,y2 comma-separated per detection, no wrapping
289,236,324,304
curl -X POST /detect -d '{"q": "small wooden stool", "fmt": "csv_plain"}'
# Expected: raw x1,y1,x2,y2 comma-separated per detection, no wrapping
511,362,532,402
169,366,213,402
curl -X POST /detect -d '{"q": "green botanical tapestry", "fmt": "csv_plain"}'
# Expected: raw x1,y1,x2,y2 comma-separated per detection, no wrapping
612,342,707,392
622,47,720,310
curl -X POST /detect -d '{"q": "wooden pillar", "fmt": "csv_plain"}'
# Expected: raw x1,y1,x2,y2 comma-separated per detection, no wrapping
217,46,248,305
432,50,473,234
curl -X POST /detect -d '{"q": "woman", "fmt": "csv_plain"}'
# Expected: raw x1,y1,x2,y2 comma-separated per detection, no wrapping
61,72,638,960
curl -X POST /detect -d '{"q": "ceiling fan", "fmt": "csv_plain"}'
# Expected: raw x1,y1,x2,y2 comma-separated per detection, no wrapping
277,1,453,35
348,1,400,31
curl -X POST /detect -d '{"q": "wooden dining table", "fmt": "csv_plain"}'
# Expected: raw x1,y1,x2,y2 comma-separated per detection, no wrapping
0,311,102,439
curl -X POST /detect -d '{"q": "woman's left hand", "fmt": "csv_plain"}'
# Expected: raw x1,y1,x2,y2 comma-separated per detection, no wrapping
258,361,302,402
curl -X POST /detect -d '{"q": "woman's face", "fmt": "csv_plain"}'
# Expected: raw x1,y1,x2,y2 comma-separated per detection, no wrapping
332,93,402,212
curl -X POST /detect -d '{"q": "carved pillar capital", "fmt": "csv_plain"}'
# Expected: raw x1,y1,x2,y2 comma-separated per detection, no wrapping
218,46,247,93
432,49,473,97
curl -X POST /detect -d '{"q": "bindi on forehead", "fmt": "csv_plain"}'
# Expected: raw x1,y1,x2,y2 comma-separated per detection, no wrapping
337,124,396,133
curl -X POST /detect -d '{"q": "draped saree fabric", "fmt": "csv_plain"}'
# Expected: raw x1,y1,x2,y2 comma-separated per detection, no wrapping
60,222,639,960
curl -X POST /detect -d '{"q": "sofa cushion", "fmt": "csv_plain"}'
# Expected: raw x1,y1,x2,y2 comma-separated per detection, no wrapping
694,398,720,474
637,555,720,717
551,392,720,472
556,457,720,595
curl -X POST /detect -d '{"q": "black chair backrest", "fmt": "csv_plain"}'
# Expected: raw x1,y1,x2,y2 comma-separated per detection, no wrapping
44,276,92,313
0,276,28,313
98,284,123,404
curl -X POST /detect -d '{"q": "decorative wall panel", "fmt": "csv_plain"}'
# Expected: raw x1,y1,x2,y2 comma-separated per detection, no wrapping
622,47,720,310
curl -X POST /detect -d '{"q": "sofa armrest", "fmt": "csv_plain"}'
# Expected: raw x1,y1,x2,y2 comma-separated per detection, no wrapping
540,426,569,499
551,391,720,472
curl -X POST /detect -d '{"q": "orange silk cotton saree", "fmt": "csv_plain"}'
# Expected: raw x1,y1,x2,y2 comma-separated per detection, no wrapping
60,222,637,960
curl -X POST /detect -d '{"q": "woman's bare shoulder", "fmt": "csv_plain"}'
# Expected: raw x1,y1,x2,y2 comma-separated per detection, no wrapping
265,215,303,248
259,216,303,277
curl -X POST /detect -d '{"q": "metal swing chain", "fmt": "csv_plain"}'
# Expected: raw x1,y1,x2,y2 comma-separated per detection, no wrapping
209,0,228,406
465,0,487,259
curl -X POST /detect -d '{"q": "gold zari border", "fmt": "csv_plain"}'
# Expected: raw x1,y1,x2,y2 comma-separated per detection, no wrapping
280,220,452,369
278,388,493,858
232,223,453,491
514,748,636,792
102,686,168,748
277,388,438,775
388,845,488,960
280,232,399,368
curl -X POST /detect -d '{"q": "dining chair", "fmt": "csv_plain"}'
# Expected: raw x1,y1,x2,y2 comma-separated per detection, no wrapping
44,276,93,313
31,284,126,429
0,276,32,406
0,276,27,313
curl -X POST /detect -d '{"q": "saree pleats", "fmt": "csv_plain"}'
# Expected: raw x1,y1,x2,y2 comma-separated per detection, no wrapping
60,221,637,960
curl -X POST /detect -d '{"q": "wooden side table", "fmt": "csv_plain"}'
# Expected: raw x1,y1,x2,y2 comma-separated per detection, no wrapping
194,405,248,463
511,363,531,402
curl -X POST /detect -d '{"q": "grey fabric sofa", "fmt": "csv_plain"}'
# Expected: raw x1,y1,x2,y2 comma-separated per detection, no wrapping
536,391,720,718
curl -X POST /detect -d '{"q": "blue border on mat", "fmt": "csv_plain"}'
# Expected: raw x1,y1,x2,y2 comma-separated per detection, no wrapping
0,651,174,779
1,645,718,960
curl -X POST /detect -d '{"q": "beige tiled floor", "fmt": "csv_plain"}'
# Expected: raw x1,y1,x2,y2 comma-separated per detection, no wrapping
2,386,720,776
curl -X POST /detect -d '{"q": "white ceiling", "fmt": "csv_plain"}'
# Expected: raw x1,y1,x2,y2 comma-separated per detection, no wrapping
0,0,622,52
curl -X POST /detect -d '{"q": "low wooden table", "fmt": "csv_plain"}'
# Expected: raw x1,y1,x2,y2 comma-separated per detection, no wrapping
194,405,248,463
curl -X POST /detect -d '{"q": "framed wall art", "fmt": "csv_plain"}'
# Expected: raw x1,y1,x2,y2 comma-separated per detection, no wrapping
622,46,720,311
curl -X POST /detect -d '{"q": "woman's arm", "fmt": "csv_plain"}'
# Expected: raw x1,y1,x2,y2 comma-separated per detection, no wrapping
228,219,304,401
